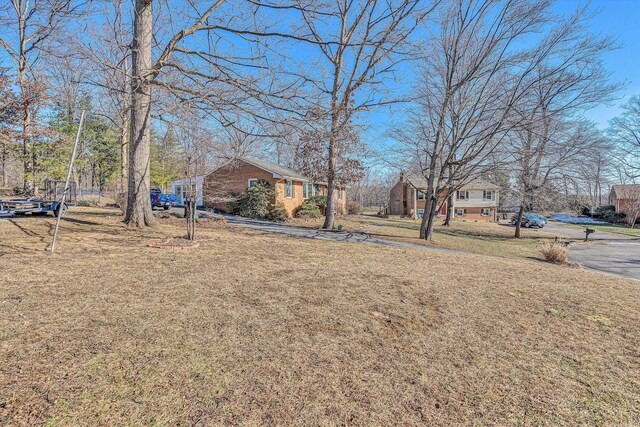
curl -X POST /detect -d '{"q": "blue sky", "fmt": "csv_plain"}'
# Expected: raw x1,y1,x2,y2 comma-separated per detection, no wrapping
553,0,640,128
1,0,636,136
365,0,640,162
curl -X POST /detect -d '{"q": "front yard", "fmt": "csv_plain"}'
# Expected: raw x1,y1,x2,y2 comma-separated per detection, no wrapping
293,215,571,260
1,209,639,425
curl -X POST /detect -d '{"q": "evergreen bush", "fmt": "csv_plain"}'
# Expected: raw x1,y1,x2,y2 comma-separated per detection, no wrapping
227,181,289,222
295,200,322,218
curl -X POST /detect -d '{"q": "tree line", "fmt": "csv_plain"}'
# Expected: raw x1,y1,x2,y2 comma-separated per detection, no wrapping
0,0,638,236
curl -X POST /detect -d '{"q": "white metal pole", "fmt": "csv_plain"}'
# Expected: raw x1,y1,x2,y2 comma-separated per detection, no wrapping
50,110,86,252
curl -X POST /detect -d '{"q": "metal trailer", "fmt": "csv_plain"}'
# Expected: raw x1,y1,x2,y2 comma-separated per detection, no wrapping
0,180,77,218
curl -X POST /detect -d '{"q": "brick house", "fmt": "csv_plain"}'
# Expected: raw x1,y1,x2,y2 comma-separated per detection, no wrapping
609,184,640,224
202,158,347,217
388,173,500,221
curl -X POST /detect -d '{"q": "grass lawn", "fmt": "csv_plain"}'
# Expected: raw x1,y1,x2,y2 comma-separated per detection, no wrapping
1,209,639,426
293,215,571,260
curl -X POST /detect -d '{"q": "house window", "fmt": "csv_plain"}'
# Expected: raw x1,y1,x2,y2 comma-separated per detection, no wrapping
456,190,468,200
314,184,320,195
338,187,343,200
284,180,294,198
417,209,424,218
417,190,425,200
483,190,494,200
303,182,315,199
248,178,259,188
455,208,467,217
481,208,491,216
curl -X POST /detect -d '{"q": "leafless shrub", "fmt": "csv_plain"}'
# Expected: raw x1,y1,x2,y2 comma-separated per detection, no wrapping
540,242,569,264
347,201,363,215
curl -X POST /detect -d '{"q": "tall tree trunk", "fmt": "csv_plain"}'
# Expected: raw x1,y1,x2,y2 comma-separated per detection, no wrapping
120,72,130,192
1,143,6,187
17,10,32,194
443,193,453,226
19,70,32,194
120,121,128,191
322,66,343,229
322,140,337,229
125,0,155,227
322,14,347,231
514,205,524,238
419,175,439,240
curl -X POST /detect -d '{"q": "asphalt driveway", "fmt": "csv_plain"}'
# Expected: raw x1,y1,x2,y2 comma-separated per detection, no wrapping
544,222,640,281
220,213,458,253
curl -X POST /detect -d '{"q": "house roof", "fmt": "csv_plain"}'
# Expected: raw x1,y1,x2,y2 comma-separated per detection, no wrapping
192,157,348,187
240,157,311,181
405,174,500,191
610,184,640,199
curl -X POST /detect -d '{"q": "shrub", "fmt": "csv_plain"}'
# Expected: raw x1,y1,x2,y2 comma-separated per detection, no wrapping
570,198,591,216
308,195,327,207
346,200,363,215
594,205,626,223
540,242,569,265
225,192,241,215
226,182,290,222
77,198,98,207
295,200,322,219
267,202,289,222
227,181,276,220
594,205,615,218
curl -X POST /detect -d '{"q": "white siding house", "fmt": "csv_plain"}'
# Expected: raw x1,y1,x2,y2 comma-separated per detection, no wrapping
169,176,205,207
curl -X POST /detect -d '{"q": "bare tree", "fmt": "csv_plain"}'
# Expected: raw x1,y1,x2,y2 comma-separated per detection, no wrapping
576,136,613,208
80,0,132,192
0,69,20,187
122,0,312,227
284,0,435,229
508,119,607,236
293,108,366,195
505,5,622,237
609,95,640,180
0,0,89,193
393,0,557,240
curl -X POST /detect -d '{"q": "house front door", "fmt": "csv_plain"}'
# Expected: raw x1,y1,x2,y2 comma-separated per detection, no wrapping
440,201,447,216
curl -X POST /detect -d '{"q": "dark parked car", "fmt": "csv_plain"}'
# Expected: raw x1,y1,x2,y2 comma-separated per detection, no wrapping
511,213,545,228
528,213,548,224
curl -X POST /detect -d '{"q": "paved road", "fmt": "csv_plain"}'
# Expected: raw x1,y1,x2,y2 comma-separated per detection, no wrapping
543,222,640,281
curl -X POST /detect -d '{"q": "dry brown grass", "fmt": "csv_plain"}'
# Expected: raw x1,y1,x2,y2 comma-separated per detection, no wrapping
1,208,639,426
292,215,570,260
539,241,570,264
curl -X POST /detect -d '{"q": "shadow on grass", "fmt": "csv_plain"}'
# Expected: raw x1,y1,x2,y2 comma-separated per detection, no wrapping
70,208,123,217
61,217,103,226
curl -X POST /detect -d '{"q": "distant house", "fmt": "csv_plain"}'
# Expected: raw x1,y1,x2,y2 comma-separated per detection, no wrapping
609,184,640,224
388,173,500,221
169,176,205,207
196,158,347,217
